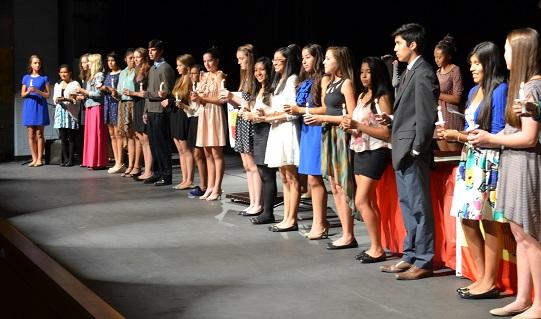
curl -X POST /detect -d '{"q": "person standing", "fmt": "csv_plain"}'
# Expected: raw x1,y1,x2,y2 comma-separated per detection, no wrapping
20,54,50,167
144,39,175,186
378,23,439,280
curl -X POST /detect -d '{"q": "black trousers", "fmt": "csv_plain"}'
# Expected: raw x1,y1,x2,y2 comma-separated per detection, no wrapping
257,164,277,220
147,112,172,181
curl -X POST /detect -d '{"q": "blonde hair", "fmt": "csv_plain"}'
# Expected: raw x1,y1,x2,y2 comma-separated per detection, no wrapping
88,53,103,80
505,28,541,128
172,54,196,102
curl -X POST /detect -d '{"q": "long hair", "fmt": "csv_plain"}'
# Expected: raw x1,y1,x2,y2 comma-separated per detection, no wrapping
468,42,506,132
172,54,196,103
505,28,541,128
26,54,43,75
237,44,256,95
79,53,89,81
326,46,356,94
360,56,394,113
134,47,150,82
88,53,103,80
253,56,273,107
300,44,325,107
271,44,301,95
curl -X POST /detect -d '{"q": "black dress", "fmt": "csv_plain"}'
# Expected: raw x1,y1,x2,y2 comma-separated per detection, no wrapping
133,77,147,132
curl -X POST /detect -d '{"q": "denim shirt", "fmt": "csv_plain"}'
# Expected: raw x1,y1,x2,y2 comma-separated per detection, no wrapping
84,72,104,108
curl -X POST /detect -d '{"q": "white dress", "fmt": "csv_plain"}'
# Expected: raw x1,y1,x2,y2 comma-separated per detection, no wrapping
264,75,300,167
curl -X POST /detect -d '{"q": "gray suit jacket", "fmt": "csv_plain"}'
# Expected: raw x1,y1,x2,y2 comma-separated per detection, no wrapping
391,57,439,170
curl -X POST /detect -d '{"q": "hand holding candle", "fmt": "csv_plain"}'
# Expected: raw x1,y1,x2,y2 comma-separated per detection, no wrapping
29,79,34,87
342,103,346,116
139,82,143,92
111,78,115,90
159,81,164,92
175,93,179,102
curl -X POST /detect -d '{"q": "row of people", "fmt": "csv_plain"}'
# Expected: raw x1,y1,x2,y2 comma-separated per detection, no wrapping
19,23,541,318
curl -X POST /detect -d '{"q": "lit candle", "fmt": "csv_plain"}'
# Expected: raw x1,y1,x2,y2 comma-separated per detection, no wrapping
175,93,179,101
111,78,115,90
29,79,33,87
519,82,526,113
374,98,382,115
436,105,445,125
342,103,346,116
139,82,143,92
305,101,310,116
220,79,225,90
159,82,164,92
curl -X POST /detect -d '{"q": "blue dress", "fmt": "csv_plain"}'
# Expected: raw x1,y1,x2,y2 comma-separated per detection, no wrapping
22,74,50,126
103,72,120,125
297,79,322,175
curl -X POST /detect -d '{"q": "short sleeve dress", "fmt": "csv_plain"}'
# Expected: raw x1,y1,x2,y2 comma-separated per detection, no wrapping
22,74,50,126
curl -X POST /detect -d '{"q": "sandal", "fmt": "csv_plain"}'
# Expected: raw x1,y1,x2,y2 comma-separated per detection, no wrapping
121,167,133,177
129,168,141,177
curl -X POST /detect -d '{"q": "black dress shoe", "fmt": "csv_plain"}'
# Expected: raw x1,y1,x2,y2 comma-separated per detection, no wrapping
241,210,263,217
143,176,160,184
250,216,275,225
326,239,358,250
271,224,298,232
65,162,74,167
459,287,500,299
154,179,172,186
359,252,386,264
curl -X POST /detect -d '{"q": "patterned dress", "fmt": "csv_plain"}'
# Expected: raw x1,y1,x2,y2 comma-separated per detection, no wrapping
103,72,120,125
53,81,80,130
234,92,254,153
450,83,508,221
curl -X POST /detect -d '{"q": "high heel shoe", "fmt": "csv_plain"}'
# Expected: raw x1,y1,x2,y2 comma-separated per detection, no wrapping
305,221,330,240
205,192,222,201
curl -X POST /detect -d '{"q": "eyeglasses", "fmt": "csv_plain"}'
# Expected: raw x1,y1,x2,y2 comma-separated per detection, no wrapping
272,59,286,63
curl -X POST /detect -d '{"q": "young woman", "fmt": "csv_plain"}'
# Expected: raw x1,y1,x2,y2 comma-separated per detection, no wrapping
20,54,50,167
53,64,81,166
186,65,208,198
438,42,507,299
469,28,541,318
103,52,124,173
77,53,90,165
170,54,196,190
283,44,329,238
77,53,108,169
245,57,277,225
125,47,152,180
262,44,301,232
304,46,357,249
192,47,226,201
220,44,262,216
117,48,137,177
340,57,393,262
434,35,464,151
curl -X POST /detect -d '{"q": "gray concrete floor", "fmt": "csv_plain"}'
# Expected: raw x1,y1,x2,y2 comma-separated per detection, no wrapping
0,155,511,318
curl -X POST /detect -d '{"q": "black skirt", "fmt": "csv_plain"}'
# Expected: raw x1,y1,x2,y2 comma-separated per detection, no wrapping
353,147,391,180
187,116,198,148
133,98,146,133
170,107,189,140
253,122,271,166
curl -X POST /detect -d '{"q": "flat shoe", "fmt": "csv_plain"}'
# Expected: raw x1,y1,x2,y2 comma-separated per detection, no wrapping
271,224,298,232
459,287,500,300
241,210,262,217
359,252,386,264
490,306,531,317
326,239,358,250
250,216,275,225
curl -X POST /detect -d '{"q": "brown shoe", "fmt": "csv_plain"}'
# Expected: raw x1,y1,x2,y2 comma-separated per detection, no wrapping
395,266,433,280
379,260,412,273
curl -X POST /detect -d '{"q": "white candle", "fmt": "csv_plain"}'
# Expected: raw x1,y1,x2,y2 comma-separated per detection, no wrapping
111,78,115,89
374,98,382,114
342,103,346,116
175,93,179,101
139,82,143,91
159,82,164,91
220,79,225,90
519,82,526,113
29,79,33,87
436,105,445,126
305,101,310,115
192,82,196,92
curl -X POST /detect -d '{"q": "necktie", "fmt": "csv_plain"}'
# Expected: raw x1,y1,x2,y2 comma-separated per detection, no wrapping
400,68,409,86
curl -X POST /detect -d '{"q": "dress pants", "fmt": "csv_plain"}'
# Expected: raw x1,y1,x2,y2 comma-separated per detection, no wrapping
395,156,435,269
147,112,172,181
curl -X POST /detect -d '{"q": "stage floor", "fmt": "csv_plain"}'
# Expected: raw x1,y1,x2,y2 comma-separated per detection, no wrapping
0,155,509,319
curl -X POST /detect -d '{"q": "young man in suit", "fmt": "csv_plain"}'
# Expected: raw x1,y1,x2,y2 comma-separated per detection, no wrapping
378,23,439,280
144,39,175,186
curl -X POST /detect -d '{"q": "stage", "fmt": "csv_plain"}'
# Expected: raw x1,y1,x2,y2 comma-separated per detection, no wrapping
0,155,511,318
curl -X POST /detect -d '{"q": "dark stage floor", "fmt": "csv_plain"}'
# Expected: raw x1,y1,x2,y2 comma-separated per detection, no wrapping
0,156,508,318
